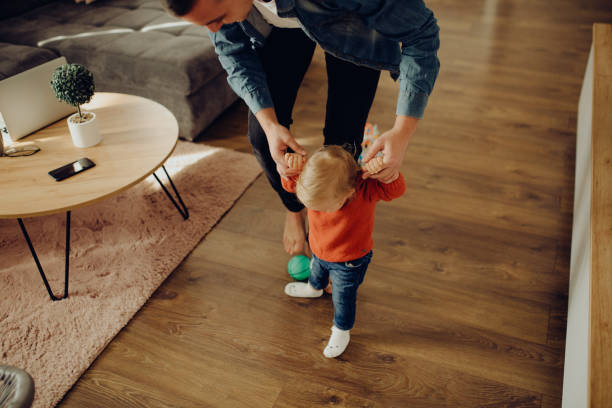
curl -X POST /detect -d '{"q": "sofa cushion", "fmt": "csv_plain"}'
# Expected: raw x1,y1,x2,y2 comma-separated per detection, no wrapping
0,43,59,80
0,0,224,95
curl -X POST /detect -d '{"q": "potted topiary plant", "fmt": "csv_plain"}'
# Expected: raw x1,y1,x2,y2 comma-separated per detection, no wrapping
50,63,100,148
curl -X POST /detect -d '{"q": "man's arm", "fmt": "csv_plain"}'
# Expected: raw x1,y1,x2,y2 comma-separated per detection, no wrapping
209,22,306,176
281,175,298,193
373,172,406,202
208,22,273,115
255,108,307,177
351,0,440,181
395,8,440,119
347,0,440,118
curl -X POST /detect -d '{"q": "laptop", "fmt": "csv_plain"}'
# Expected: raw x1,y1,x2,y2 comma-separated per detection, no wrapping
0,57,76,141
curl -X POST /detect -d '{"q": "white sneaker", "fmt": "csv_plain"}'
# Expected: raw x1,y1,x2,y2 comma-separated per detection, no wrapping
323,325,350,358
284,282,323,298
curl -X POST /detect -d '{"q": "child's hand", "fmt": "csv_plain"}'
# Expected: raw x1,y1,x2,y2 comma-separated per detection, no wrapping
362,155,398,183
362,155,384,176
284,153,306,172
382,170,399,184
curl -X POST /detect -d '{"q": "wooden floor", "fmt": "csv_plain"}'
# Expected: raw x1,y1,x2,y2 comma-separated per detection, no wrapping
60,1,612,407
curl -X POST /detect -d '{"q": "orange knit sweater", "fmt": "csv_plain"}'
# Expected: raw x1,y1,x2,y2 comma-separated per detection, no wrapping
282,173,406,262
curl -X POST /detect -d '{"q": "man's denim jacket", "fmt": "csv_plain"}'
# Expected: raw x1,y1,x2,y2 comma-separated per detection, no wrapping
209,0,440,118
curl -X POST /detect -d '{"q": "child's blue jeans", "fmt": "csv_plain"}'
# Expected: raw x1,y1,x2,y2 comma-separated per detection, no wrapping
308,251,373,331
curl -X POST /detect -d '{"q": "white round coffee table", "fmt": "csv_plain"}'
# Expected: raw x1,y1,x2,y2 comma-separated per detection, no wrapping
0,93,188,300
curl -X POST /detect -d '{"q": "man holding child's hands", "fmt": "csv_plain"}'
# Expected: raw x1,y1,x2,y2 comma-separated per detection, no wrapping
163,0,439,255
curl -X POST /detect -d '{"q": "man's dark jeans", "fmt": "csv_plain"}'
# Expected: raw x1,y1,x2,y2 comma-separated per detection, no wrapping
247,27,381,212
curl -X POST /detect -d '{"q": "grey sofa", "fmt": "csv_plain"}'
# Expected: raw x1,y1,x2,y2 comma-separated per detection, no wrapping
0,0,238,141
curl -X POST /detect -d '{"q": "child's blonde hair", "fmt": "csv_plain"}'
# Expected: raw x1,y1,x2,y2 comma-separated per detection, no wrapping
296,145,359,209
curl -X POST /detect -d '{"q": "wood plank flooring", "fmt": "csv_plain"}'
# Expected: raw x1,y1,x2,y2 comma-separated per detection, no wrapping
59,0,612,406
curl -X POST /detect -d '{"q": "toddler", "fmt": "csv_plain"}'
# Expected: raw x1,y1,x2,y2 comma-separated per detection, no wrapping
281,145,406,358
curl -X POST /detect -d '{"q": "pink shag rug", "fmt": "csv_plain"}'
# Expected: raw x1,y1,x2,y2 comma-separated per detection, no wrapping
0,142,261,408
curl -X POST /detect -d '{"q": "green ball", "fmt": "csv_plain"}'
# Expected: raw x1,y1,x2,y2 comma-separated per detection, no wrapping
288,255,310,281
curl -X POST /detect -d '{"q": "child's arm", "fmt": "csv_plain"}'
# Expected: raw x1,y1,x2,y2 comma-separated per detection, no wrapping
280,153,305,193
361,154,405,201
372,172,406,201
281,175,297,193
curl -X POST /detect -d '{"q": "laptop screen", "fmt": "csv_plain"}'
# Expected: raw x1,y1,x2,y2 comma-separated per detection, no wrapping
0,57,76,141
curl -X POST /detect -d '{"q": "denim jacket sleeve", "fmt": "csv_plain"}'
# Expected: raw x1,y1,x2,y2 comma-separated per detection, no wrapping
351,0,440,118
208,23,273,115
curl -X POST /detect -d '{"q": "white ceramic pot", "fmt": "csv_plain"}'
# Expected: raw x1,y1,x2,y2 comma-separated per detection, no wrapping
67,111,100,148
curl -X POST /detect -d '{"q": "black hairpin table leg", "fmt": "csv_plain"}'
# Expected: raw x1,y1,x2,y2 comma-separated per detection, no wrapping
17,211,70,301
153,165,189,220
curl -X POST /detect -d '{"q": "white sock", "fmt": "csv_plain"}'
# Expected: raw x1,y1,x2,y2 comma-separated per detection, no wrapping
323,325,350,358
284,282,323,298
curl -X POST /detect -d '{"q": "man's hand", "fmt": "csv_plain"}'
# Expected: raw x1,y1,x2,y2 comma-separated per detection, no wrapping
362,115,418,183
256,107,306,178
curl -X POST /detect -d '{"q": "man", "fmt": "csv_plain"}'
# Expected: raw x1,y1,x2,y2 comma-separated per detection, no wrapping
162,0,440,255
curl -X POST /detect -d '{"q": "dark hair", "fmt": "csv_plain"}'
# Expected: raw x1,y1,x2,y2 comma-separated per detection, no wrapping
160,0,197,16
322,142,358,159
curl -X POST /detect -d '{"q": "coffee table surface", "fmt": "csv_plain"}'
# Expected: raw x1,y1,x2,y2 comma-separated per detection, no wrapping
0,93,179,219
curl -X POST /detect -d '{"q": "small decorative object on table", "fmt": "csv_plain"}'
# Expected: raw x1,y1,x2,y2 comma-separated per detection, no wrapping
50,63,100,148
0,126,40,157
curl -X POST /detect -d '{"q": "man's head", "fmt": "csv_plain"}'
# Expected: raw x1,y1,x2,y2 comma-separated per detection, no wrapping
161,0,253,32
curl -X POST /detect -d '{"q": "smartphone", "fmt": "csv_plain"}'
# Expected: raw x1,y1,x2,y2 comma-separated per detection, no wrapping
49,157,96,181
